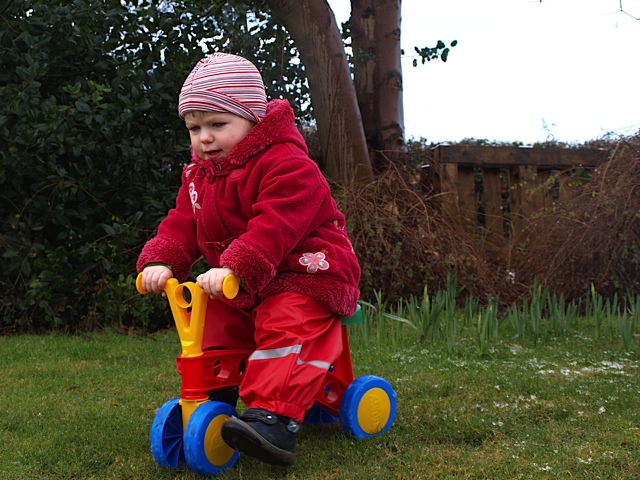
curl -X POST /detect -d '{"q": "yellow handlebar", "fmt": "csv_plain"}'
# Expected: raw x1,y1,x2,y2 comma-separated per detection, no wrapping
135,272,240,299
135,272,240,357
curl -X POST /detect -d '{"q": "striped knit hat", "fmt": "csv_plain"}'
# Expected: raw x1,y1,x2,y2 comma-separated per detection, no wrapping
178,53,267,123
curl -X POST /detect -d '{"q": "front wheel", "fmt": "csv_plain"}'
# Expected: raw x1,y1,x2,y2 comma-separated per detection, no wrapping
150,398,185,468
183,401,240,476
339,375,396,439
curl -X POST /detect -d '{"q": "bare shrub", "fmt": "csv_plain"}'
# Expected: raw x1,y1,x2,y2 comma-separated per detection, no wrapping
329,134,638,306
337,166,505,303
511,135,640,301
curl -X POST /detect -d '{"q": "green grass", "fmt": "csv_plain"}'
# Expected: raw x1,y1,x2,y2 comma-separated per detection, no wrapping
2,323,640,479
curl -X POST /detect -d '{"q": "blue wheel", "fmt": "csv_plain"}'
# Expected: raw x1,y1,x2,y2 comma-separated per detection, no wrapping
304,404,339,426
150,398,185,468
184,401,240,476
339,375,396,439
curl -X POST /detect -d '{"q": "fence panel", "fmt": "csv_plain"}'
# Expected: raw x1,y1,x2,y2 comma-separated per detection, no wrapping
432,145,609,250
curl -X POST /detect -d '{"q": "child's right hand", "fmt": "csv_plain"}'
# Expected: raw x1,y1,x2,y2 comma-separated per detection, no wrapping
140,265,173,295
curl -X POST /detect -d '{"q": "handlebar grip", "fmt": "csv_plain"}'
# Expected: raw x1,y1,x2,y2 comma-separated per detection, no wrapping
135,273,148,295
222,274,240,299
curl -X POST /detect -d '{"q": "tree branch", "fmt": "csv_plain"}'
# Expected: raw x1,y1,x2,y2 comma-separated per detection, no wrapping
620,0,640,20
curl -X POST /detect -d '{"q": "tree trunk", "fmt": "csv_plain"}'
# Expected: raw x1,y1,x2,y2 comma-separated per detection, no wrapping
351,0,407,172
266,0,374,184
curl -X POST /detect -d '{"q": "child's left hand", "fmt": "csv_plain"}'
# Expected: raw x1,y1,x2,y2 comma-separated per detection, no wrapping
197,267,236,299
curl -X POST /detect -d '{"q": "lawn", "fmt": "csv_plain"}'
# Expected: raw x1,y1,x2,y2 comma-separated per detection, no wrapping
1,320,640,479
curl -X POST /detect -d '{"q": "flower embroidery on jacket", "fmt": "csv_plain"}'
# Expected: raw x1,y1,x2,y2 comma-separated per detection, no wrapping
184,163,196,178
299,252,330,273
188,182,201,211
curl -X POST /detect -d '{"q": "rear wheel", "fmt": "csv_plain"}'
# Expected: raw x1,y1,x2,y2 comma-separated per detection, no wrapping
339,376,396,439
304,404,338,425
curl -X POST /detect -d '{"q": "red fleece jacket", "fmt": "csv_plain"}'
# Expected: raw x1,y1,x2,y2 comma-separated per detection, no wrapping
137,99,361,317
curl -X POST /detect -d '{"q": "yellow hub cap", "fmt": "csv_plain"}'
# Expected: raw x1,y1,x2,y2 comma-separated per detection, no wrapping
356,388,391,435
204,414,235,466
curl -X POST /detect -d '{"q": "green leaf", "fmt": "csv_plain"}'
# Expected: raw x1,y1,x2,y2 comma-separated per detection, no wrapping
101,224,116,235
75,101,91,113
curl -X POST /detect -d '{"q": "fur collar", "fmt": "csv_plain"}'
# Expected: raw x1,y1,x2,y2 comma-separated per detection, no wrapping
190,99,300,178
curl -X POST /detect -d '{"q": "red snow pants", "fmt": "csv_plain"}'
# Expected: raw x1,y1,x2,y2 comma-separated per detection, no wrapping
201,292,343,422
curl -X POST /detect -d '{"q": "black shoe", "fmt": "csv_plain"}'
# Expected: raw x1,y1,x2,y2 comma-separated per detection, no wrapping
208,387,239,408
221,408,299,466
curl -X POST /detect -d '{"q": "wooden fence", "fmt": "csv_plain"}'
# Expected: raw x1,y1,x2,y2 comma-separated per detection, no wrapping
430,145,610,249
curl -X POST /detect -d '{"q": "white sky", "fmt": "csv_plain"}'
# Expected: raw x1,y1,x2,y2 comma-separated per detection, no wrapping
328,0,640,144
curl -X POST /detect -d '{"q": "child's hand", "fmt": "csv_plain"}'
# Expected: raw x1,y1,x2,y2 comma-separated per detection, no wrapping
197,267,235,299
141,265,173,295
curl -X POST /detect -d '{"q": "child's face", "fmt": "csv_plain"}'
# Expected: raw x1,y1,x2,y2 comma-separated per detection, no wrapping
185,111,254,162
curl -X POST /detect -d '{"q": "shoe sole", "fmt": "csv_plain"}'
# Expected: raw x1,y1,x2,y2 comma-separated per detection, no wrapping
221,417,295,466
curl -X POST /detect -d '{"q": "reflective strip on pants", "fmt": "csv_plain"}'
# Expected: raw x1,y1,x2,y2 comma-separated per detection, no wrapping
249,344,302,361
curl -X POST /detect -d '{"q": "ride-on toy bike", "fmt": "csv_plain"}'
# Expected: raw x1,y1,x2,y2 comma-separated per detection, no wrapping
137,273,396,476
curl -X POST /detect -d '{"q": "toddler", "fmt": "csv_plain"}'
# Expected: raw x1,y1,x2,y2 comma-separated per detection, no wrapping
137,53,361,466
